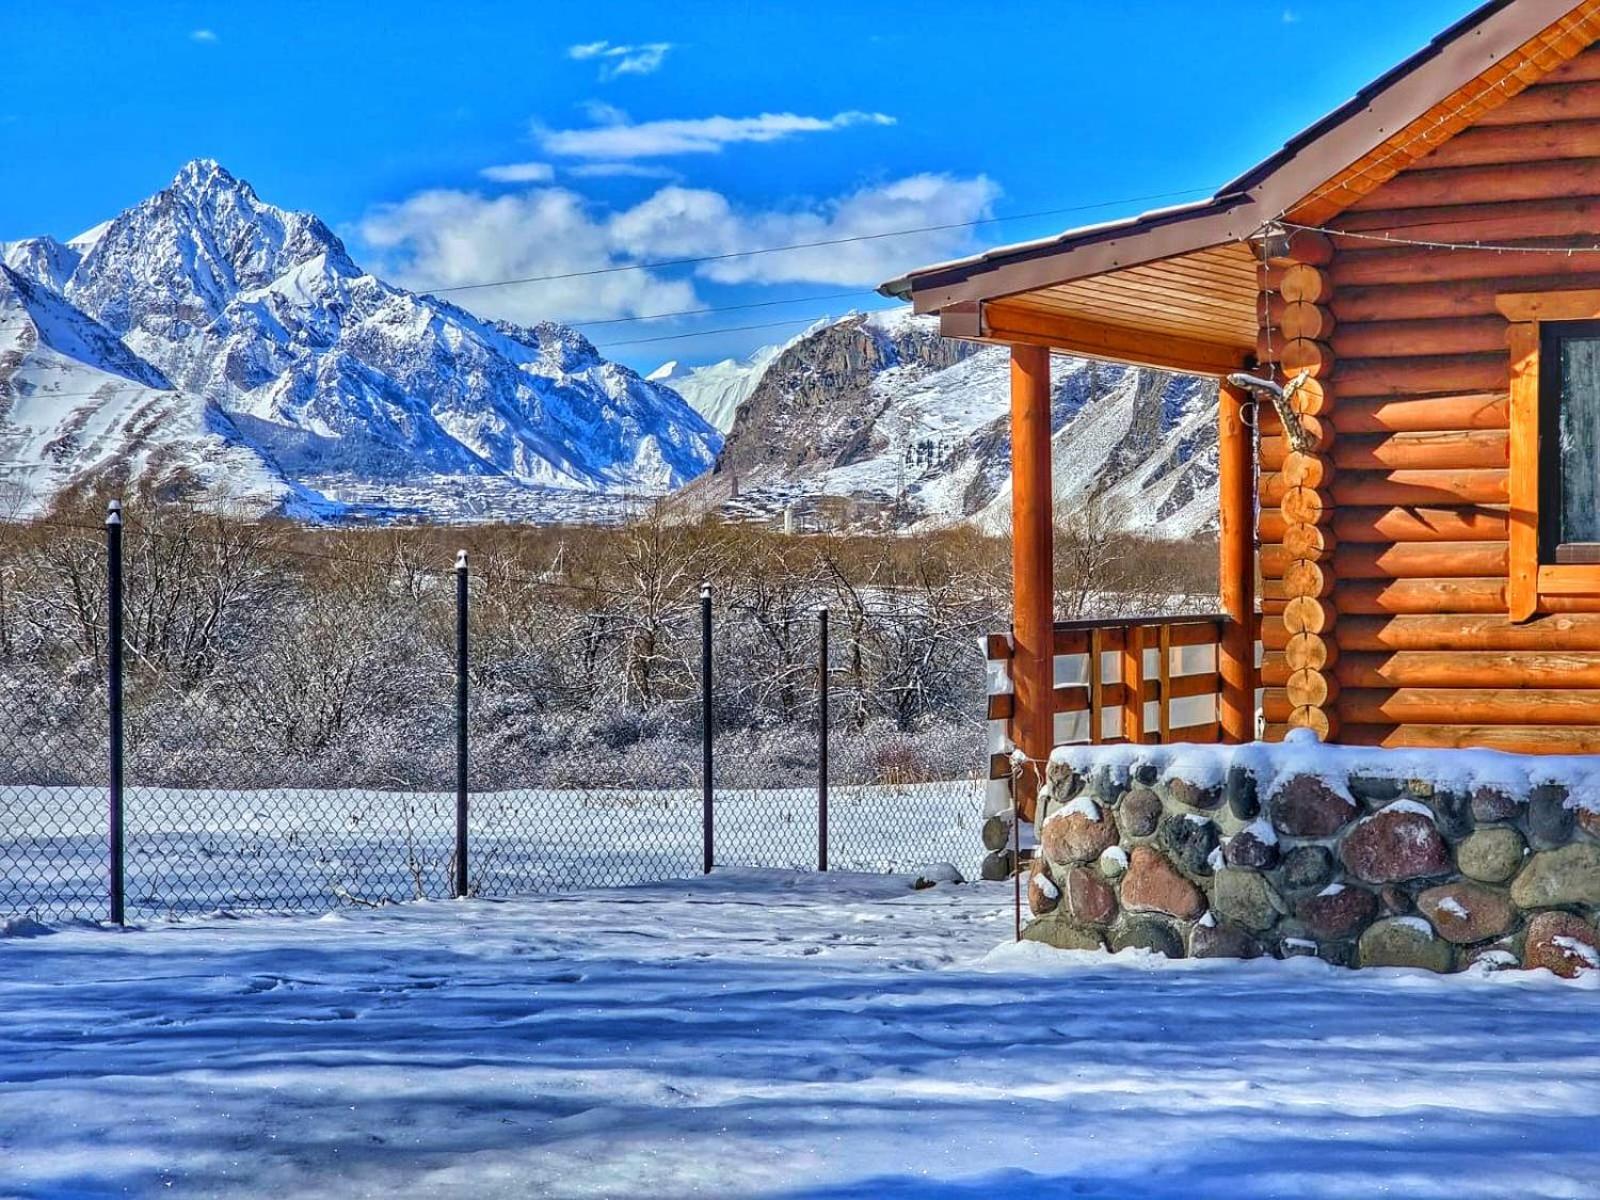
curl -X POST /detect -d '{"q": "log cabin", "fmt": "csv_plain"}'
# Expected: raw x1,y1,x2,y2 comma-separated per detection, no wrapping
880,0,1600,823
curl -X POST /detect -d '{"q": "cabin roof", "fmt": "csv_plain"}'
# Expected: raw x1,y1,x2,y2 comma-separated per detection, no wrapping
880,0,1600,373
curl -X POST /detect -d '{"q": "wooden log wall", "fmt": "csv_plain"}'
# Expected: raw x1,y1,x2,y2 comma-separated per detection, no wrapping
1261,44,1600,753
1256,228,1339,741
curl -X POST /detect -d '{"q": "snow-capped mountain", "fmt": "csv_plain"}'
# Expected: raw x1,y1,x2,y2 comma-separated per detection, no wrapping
645,322,823,433
675,309,1219,537
0,160,720,520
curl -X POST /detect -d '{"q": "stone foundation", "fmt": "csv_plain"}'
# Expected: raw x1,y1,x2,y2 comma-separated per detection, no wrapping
1023,733,1600,975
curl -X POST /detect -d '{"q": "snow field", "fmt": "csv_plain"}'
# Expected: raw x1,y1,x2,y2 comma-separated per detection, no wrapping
3,871,1600,1198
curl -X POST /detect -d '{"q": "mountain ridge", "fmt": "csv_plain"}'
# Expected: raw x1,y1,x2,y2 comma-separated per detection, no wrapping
0,159,721,520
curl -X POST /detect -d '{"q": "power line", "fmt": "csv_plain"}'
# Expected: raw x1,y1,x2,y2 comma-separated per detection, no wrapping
569,289,872,329
1286,220,1600,255
595,314,834,350
426,185,1216,295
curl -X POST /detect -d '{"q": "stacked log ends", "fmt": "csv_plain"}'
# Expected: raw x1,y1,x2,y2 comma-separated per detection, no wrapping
1258,235,1340,741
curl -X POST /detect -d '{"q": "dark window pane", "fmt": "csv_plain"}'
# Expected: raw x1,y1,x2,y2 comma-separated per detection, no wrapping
1559,336,1600,546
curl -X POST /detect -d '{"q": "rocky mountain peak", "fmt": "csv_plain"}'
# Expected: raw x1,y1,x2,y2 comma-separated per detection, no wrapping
0,163,721,519
65,158,357,343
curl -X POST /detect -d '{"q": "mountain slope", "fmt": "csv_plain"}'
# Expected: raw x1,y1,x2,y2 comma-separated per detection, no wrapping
0,159,720,519
674,310,1219,537
645,322,823,433
0,265,286,511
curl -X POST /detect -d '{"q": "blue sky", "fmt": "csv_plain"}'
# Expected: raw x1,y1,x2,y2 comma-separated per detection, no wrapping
2,1,1475,371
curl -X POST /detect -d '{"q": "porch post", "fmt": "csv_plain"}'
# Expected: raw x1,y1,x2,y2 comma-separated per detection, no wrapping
1218,378,1256,743
1009,343,1054,820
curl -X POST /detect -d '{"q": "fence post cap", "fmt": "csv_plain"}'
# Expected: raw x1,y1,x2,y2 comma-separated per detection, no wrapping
700,580,711,600
455,549,468,571
105,500,122,526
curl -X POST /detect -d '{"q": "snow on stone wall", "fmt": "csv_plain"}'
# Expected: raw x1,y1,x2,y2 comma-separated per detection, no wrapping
1023,731,1600,976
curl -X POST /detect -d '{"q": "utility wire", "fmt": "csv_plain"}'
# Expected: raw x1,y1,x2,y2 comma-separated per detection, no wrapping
595,314,834,349
570,289,872,328
1285,220,1600,255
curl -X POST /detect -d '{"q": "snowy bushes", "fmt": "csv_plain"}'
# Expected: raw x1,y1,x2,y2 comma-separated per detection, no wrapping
0,497,1216,794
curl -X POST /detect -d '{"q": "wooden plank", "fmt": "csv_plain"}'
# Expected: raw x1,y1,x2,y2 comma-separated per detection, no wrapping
1499,289,1600,322
1331,541,1509,578
1335,354,1508,400
1337,196,1600,246
1261,469,1507,507
1337,611,1600,651
1334,243,1600,287
1157,623,1173,743
1260,430,1507,471
1473,81,1600,127
1538,564,1600,594
1332,394,1510,433
987,692,1014,721
1422,119,1600,167
1337,274,1600,324
1508,321,1540,622
1055,682,1127,714
1345,157,1600,211
1334,649,1600,688
984,632,1012,661
1330,506,1510,543
1167,721,1222,745
981,301,1249,376
1088,627,1104,746
1342,686,1600,726
1336,577,1507,614
1219,379,1255,745
1122,625,1145,745
1339,723,1600,752
1330,317,1506,360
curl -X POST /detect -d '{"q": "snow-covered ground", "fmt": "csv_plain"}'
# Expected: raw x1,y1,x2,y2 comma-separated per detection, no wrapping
4,871,1599,1199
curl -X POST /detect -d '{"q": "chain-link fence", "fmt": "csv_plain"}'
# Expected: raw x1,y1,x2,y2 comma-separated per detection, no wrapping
1,506,987,923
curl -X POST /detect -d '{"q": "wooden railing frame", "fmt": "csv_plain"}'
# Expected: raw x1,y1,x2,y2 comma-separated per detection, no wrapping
986,612,1250,766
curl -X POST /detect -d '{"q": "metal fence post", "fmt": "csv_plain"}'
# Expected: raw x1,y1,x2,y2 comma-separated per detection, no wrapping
701,581,713,874
106,500,125,927
454,550,469,899
818,607,829,872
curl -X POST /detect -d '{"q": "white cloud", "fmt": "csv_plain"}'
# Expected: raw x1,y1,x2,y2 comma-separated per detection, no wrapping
537,110,895,160
357,187,699,326
190,28,218,42
566,40,674,80
610,173,1001,286
479,162,555,183
355,172,997,327
565,162,680,180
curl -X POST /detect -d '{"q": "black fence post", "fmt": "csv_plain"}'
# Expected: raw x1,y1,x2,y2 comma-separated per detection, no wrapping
701,581,713,874
106,500,125,927
818,607,829,872
454,550,469,899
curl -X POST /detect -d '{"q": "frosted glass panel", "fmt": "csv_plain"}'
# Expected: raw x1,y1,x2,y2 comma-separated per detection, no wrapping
1559,336,1600,546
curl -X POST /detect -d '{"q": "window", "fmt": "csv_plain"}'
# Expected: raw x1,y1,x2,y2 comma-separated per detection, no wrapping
1540,321,1600,563
1497,291,1600,620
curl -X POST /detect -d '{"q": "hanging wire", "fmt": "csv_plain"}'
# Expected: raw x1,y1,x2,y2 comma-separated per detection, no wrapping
1283,220,1600,255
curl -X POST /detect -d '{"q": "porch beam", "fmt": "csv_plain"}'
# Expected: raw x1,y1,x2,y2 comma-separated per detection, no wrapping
1218,378,1257,743
1009,343,1055,822
941,300,1251,378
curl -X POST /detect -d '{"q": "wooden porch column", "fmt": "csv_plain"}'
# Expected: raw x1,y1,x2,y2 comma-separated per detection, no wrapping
1218,378,1256,743
1010,343,1054,820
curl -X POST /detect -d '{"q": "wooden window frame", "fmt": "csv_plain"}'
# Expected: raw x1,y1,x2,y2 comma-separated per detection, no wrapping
1497,290,1600,620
